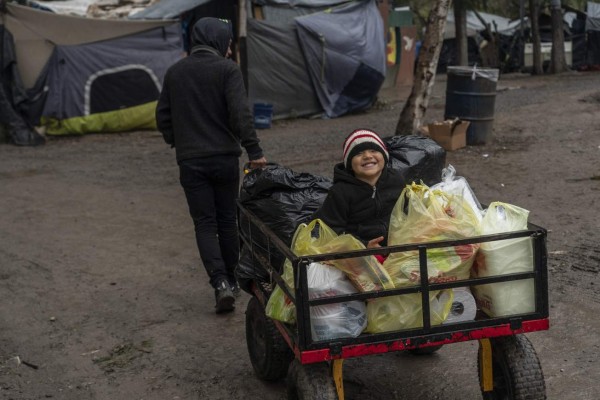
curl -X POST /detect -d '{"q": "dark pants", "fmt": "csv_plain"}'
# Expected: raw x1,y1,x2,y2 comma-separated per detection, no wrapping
179,156,240,288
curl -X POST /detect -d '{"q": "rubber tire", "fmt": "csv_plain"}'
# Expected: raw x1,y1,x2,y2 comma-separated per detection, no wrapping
478,335,546,400
245,296,293,381
287,359,338,400
408,345,443,355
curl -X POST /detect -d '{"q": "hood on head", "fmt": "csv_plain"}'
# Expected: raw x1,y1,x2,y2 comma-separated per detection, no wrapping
191,17,233,56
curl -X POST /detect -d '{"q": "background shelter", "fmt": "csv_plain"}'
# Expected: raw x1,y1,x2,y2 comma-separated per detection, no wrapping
129,0,238,53
130,0,387,120
440,9,525,73
585,1,600,66
0,24,43,145
245,0,386,119
4,3,182,135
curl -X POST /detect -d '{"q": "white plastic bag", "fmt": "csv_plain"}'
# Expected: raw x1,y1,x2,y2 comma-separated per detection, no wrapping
307,262,367,341
472,202,535,317
431,164,483,222
266,219,388,324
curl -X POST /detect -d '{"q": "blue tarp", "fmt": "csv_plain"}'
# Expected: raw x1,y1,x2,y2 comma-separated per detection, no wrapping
295,0,385,117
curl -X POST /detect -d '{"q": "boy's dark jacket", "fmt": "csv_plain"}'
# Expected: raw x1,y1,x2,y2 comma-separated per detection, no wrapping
314,162,405,246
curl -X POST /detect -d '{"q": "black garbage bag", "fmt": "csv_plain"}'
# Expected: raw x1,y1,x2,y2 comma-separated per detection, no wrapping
0,87,45,146
383,135,446,187
236,163,332,293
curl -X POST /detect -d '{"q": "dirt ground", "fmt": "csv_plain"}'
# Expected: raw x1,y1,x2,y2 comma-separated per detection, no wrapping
1,70,599,400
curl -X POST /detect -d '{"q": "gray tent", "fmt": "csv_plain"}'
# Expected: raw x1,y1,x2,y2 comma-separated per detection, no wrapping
247,18,321,119
296,1,385,118
247,0,385,119
36,24,182,135
129,0,386,120
6,3,182,135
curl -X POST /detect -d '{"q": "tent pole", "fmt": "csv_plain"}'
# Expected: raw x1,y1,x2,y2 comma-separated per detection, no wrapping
238,0,246,39
238,0,248,90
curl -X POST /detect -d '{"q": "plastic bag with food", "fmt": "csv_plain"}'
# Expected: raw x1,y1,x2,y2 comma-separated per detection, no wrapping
266,219,392,324
384,183,481,287
318,235,394,292
265,219,335,323
365,290,453,333
308,262,367,341
431,164,483,222
472,202,534,317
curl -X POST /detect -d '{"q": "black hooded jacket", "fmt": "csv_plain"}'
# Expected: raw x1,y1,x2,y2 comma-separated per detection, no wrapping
156,18,263,163
314,163,405,246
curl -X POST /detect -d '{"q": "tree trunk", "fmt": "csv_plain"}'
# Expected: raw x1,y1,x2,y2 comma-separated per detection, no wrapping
395,0,451,136
549,0,568,73
529,0,544,74
455,0,468,66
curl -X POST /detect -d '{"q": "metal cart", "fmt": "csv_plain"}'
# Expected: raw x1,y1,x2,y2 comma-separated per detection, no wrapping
238,203,549,400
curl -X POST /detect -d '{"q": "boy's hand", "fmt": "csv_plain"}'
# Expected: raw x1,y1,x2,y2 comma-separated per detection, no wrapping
367,236,385,249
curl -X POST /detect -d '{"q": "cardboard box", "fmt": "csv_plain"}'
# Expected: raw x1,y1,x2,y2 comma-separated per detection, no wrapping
424,119,470,151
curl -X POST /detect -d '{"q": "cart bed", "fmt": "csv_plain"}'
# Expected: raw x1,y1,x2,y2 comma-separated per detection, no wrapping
238,202,549,364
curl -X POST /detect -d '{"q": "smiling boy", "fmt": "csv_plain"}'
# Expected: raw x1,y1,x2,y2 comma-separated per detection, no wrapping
314,129,406,251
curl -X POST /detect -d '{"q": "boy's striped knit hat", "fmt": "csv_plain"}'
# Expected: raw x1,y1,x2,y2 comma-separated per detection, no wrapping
342,129,389,170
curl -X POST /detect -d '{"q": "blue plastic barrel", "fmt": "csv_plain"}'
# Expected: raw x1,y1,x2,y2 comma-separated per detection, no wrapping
253,103,273,129
444,66,499,145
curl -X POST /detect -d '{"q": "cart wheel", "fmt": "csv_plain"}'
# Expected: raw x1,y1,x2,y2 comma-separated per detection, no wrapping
409,345,443,355
245,296,293,381
478,335,546,400
287,359,338,400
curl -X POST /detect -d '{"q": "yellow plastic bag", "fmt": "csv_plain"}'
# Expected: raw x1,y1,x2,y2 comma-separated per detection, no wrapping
265,219,395,324
384,183,481,286
364,183,476,333
472,202,534,317
318,235,394,292
263,261,296,323
365,290,454,333
265,219,336,323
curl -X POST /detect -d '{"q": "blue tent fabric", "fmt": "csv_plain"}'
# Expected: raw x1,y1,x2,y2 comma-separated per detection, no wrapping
38,24,182,121
295,0,385,118
247,19,322,119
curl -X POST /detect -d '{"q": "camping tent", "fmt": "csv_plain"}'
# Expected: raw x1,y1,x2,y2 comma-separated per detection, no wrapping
129,0,238,53
129,0,386,120
246,0,386,119
246,18,322,118
296,1,385,117
5,3,183,135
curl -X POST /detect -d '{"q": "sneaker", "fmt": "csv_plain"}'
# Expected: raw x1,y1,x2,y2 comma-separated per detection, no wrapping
229,280,241,298
214,280,235,314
